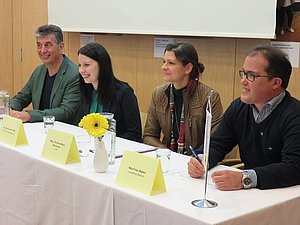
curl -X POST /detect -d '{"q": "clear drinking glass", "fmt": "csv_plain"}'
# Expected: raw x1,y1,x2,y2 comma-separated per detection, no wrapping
156,148,171,173
76,134,91,157
0,90,10,121
43,115,55,134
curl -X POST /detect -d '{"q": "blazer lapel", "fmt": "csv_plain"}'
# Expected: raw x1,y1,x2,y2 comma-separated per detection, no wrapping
32,66,47,109
50,57,67,107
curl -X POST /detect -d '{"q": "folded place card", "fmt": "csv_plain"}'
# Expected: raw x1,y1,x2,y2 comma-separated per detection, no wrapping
0,115,28,146
115,150,166,196
41,128,81,164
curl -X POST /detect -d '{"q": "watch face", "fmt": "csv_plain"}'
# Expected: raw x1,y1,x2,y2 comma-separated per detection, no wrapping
243,177,252,186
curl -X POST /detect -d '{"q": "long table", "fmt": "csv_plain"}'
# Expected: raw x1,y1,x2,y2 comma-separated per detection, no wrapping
0,122,299,225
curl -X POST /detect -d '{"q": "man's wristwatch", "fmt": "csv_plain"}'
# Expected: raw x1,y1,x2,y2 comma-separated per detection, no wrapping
242,171,252,189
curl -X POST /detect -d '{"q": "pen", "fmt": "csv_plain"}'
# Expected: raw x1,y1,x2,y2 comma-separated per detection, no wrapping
189,146,202,163
115,147,158,159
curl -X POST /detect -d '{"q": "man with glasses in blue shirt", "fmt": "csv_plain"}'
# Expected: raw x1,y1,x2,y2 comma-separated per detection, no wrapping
188,45,300,190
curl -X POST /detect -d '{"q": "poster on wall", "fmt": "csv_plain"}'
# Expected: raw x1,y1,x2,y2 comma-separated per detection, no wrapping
80,34,95,47
154,38,174,58
271,41,299,68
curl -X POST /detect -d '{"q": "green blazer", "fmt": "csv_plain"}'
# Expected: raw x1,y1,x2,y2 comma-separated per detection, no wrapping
10,55,80,123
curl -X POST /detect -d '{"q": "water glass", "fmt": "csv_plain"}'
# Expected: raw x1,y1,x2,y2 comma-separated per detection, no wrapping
76,135,91,157
156,148,171,173
0,90,10,120
43,115,55,134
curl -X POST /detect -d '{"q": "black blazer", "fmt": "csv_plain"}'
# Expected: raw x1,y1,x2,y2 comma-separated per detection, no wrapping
74,81,142,142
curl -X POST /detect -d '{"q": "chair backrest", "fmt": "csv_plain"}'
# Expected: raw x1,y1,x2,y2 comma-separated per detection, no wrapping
220,146,244,169
140,112,148,135
225,146,240,160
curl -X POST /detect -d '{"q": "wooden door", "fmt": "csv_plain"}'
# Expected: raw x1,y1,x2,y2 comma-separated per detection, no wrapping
12,0,48,95
0,0,13,94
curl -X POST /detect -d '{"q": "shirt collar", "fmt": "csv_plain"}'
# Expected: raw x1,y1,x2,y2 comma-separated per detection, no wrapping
251,91,286,123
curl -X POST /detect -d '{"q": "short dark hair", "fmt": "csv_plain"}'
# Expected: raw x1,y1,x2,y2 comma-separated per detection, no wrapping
247,45,292,89
35,24,63,44
164,42,205,79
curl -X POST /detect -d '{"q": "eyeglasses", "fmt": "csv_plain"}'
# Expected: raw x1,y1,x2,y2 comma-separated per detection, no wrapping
239,70,271,82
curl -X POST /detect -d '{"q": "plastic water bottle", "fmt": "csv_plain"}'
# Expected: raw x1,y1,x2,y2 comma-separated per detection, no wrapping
108,116,116,165
0,90,10,121
101,112,116,165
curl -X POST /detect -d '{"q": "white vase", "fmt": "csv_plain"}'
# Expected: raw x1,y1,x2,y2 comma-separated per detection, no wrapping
93,140,108,173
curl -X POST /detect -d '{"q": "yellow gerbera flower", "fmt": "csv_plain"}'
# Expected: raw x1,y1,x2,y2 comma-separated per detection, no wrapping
79,113,109,140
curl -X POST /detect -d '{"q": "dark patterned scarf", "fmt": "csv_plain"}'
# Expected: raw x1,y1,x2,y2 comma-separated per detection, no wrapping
169,84,185,154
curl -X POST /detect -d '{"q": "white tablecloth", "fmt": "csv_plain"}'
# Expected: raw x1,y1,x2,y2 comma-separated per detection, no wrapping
0,122,299,225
